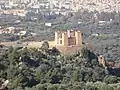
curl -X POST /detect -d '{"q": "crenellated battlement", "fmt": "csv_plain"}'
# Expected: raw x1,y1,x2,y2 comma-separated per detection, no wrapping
55,30,82,46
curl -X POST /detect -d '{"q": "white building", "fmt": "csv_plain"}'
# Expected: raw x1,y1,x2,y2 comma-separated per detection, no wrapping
45,23,52,27
18,31,27,36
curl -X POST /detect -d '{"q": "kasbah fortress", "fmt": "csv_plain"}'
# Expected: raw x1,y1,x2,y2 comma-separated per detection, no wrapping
55,30,82,54
0,30,120,69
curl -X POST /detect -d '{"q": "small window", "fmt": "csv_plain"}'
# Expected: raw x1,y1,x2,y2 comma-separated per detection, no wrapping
100,57,103,59
60,40,62,44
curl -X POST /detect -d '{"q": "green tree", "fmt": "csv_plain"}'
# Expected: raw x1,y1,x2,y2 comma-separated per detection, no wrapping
100,84,114,90
103,76,118,84
36,84,46,90
41,41,49,52
73,69,79,82
47,84,58,90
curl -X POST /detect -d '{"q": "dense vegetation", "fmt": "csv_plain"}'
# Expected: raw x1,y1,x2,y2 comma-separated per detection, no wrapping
0,42,120,90
0,10,120,90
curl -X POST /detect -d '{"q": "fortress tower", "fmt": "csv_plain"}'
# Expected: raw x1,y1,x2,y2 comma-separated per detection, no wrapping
55,30,82,54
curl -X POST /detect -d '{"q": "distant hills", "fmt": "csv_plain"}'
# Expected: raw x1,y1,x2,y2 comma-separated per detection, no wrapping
71,0,120,12
1,0,120,12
